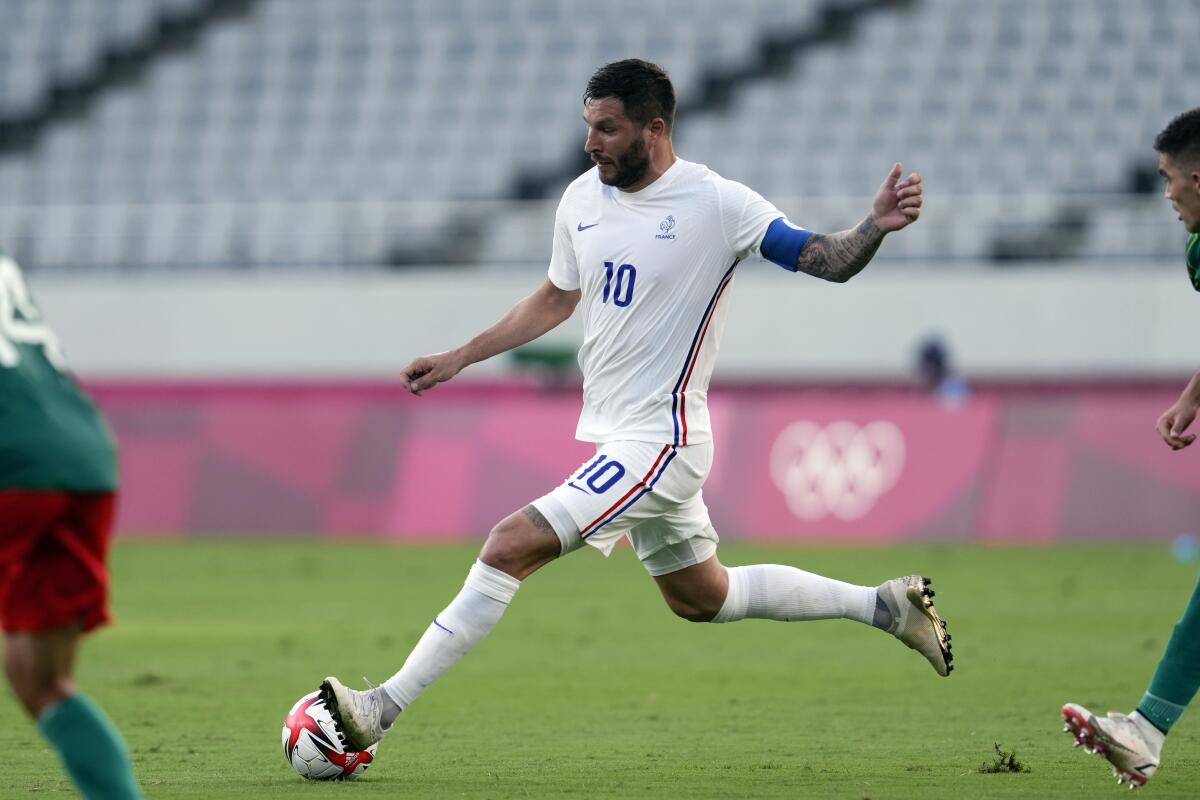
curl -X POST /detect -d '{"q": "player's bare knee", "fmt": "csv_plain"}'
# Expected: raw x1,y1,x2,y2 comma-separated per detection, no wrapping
479,512,559,580
664,594,720,623
478,525,523,576
2,648,24,691
2,650,68,716
2,642,34,683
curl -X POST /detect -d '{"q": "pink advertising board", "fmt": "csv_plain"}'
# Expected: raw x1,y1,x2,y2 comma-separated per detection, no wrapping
89,381,1200,541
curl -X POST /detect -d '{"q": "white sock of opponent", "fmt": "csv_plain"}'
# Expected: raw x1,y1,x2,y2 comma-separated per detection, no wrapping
380,560,520,723
711,564,876,625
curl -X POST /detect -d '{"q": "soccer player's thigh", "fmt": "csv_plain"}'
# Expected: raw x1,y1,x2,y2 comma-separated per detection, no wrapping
0,491,117,635
628,491,720,578
531,441,703,558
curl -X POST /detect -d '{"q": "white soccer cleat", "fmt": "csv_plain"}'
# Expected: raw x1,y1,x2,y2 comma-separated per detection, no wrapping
319,677,391,751
1061,703,1161,789
877,575,953,676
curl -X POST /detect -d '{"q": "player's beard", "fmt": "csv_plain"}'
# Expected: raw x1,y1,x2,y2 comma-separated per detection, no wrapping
599,136,650,189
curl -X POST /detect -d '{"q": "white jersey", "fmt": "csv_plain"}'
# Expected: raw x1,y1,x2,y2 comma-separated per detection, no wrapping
548,158,785,445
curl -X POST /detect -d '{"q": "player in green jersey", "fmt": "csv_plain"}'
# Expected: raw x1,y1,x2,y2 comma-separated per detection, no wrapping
1062,107,1200,789
0,252,142,799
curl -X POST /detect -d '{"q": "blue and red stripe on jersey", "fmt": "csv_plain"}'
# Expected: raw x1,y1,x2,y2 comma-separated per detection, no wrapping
670,260,739,447
579,444,678,539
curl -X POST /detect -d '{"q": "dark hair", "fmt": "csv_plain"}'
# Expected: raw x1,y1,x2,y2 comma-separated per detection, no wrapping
584,59,676,132
1155,107,1200,166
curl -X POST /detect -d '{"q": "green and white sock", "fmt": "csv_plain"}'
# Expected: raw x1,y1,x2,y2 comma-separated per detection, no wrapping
38,693,142,800
1137,571,1200,733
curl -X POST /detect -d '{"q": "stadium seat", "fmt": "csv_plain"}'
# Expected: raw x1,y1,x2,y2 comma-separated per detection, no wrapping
0,0,1190,269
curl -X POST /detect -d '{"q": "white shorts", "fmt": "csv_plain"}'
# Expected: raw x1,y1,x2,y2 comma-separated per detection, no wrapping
531,440,719,577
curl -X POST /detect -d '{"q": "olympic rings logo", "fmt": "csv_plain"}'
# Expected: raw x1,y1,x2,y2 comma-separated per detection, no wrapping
769,420,906,521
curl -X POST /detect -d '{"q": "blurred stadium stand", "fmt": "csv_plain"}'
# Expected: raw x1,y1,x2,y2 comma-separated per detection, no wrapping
0,0,1194,271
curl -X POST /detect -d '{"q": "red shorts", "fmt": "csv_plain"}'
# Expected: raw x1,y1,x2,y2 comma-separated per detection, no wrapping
0,491,117,635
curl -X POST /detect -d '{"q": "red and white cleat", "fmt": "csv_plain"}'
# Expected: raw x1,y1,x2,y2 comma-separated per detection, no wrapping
1062,703,1160,789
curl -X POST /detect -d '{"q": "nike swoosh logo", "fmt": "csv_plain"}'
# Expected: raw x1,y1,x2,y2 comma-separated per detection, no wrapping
577,222,600,232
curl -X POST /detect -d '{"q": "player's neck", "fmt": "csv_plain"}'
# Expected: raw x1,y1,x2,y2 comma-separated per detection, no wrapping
619,144,677,194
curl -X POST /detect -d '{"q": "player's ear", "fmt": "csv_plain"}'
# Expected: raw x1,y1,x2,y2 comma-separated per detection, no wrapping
646,117,666,143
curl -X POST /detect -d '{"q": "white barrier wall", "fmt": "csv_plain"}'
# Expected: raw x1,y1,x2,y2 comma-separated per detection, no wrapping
30,261,1200,379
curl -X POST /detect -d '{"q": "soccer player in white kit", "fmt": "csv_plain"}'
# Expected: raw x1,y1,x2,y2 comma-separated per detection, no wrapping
321,59,949,753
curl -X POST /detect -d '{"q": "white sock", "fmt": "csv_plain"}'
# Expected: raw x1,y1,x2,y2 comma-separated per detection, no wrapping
711,564,875,625
381,560,520,714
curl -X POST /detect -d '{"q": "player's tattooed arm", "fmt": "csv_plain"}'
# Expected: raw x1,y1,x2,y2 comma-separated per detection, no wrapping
794,216,885,283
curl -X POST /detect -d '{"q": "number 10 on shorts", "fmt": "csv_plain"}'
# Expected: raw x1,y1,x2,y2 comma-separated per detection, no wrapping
568,455,626,495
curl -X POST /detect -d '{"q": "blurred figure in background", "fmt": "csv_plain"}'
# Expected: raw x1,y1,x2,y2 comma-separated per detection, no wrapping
915,334,968,405
0,252,142,799
1062,106,1200,790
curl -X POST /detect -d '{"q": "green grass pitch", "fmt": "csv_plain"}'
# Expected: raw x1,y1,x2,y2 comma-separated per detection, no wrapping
2,540,1198,798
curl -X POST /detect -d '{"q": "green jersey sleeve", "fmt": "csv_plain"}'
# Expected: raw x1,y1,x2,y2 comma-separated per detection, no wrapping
1188,233,1200,291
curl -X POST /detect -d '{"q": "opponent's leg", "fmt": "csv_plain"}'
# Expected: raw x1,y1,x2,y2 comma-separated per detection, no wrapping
322,504,562,750
1060,571,1200,787
5,627,141,800
1062,702,1161,787
1,492,140,799
1137,570,1200,733
4,623,78,717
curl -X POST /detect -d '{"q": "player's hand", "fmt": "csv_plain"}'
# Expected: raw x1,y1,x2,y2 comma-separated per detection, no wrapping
1156,401,1199,450
401,351,466,396
870,163,922,233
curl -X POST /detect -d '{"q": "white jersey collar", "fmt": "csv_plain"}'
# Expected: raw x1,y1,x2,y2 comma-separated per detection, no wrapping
613,158,686,203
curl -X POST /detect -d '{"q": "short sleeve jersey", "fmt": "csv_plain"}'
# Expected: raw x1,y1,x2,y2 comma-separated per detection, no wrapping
548,159,785,445
0,252,117,490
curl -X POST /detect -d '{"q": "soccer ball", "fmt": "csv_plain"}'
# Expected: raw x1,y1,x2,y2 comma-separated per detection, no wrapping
281,691,377,780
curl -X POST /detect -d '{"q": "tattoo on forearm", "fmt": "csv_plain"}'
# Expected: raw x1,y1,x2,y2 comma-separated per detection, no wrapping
522,505,555,532
794,216,885,282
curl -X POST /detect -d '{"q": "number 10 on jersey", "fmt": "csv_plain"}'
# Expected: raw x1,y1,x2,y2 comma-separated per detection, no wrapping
602,262,636,307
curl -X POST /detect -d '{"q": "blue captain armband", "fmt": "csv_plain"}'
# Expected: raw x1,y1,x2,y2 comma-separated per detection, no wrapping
760,217,813,271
